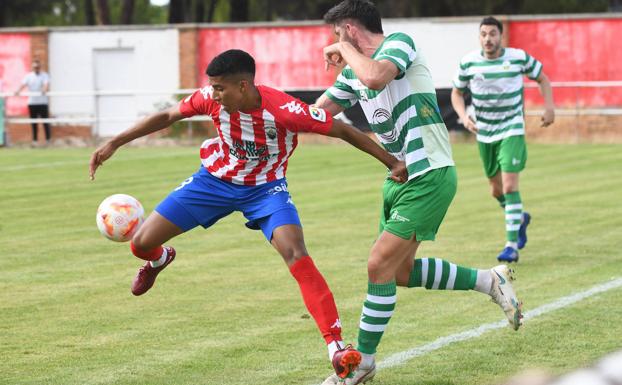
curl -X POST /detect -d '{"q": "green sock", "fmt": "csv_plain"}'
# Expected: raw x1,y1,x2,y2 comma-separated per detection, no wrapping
496,195,506,208
407,258,477,290
357,281,396,355
504,191,522,244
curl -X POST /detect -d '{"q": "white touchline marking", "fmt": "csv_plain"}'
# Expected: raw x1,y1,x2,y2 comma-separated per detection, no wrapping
314,278,622,383
378,277,622,369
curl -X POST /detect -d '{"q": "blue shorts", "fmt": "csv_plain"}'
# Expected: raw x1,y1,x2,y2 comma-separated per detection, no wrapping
155,167,301,241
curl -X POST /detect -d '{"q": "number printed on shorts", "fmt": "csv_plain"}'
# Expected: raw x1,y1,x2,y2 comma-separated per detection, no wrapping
175,177,194,191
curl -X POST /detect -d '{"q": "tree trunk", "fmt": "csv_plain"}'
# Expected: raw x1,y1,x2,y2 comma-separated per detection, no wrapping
229,0,248,22
265,0,272,20
195,0,205,22
95,0,111,24
0,0,6,27
207,0,218,22
168,0,184,23
84,0,96,25
121,0,134,24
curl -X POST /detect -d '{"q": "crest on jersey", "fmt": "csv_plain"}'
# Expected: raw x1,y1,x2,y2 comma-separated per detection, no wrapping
309,106,327,122
502,60,511,70
265,124,277,140
419,105,434,118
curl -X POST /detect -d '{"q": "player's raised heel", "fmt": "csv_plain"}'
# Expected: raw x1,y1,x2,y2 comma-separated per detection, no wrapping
518,212,531,249
131,246,176,296
490,265,523,330
497,246,519,263
332,345,362,379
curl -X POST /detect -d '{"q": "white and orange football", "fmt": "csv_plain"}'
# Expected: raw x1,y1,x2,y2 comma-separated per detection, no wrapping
96,194,144,242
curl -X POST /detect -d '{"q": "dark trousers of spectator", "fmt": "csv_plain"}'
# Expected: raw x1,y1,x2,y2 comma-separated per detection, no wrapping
28,104,51,142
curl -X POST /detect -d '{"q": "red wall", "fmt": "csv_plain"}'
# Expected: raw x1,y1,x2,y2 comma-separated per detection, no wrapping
197,25,337,89
509,19,622,107
0,33,31,116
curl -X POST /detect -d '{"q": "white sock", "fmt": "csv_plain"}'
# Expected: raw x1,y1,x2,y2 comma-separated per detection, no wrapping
474,269,493,294
327,340,344,361
360,352,375,369
505,241,518,250
149,248,168,268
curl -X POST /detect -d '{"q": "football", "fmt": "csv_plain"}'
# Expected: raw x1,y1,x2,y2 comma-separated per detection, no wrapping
96,194,144,242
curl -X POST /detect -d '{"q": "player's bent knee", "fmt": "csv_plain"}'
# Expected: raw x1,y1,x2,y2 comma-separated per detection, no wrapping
130,229,158,252
367,257,387,276
281,247,308,265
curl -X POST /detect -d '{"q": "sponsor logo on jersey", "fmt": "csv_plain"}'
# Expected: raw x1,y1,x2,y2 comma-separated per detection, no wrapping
373,108,398,143
309,106,327,122
390,210,410,222
279,101,307,115
230,140,272,161
372,108,391,124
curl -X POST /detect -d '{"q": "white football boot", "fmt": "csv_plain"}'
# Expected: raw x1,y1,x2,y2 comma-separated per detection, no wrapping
321,364,376,385
490,264,523,330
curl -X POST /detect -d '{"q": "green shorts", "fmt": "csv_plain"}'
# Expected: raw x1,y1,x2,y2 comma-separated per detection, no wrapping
379,166,457,241
478,135,527,178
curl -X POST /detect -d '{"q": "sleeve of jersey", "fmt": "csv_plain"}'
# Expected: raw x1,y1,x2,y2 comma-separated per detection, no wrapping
374,33,417,74
291,103,333,135
522,52,543,80
325,72,358,109
178,88,213,118
453,64,469,91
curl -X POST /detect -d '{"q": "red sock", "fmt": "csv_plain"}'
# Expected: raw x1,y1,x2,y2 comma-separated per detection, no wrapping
289,256,342,344
130,241,163,261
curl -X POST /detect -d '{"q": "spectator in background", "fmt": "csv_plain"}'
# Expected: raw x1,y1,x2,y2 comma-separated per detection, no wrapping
15,59,51,146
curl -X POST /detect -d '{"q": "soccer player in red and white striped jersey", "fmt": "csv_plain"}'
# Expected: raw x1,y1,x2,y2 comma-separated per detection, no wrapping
90,49,406,379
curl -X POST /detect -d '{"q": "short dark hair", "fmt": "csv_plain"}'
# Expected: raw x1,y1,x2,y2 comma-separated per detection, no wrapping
206,49,256,78
480,16,503,34
323,0,383,34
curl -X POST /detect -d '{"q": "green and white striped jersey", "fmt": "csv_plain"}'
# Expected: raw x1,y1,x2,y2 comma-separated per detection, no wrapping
453,48,543,143
324,32,454,181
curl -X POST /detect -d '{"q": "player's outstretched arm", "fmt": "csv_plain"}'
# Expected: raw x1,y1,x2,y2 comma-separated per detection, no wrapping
89,106,185,180
328,119,407,182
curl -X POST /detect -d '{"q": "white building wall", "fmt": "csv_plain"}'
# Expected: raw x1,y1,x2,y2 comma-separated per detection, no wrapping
383,19,481,88
49,28,179,135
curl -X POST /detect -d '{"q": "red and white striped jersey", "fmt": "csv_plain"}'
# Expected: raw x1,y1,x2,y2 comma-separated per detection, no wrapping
179,85,333,186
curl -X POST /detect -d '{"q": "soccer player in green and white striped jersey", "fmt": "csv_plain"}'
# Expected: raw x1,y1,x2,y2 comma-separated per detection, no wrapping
316,2,523,384
451,16,555,263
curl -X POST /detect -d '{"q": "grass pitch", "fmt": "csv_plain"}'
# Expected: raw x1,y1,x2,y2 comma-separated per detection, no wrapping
1,142,621,385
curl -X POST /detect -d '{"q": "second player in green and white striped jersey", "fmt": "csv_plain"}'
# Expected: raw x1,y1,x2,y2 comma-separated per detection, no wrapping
324,32,454,180
451,16,554,264
453,48,543,143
